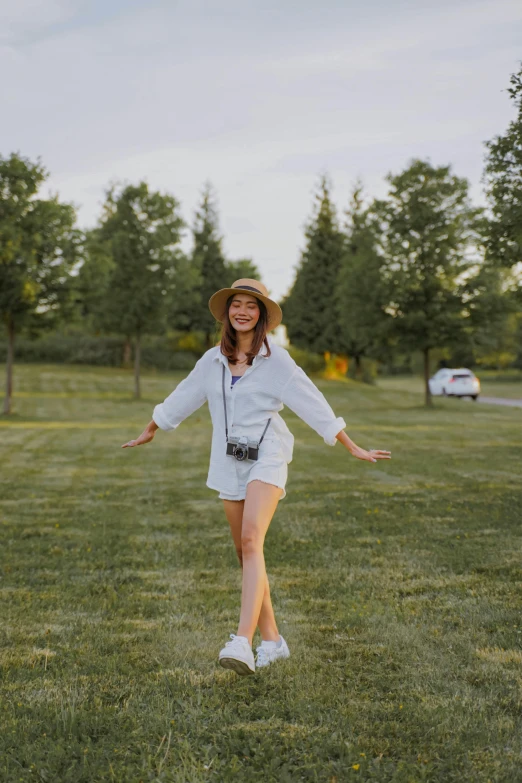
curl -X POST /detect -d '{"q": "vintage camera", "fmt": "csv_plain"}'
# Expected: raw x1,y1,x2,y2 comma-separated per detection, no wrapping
226,435,260,461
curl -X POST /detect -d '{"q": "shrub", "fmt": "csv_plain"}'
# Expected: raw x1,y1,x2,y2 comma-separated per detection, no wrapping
286,346,325,374
0,333,200,372
347,357,378,384
0,335,124,366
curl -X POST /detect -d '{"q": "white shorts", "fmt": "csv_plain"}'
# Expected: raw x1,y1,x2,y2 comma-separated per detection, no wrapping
218,454,288,501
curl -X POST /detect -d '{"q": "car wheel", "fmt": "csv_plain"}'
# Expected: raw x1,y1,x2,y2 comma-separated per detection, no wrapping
472,395,478,401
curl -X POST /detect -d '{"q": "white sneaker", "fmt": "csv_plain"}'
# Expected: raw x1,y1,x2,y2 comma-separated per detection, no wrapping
255,635,290,668
218,634,255,676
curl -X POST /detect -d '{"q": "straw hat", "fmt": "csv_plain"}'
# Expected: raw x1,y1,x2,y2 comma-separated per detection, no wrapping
208,278,283,331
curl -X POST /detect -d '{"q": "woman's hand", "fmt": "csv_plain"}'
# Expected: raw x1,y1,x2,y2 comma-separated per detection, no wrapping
121,420,158,448
335,430,391,463
350,445,391,464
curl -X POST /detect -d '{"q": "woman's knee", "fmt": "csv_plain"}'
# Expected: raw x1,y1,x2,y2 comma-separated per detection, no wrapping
241,525,264,556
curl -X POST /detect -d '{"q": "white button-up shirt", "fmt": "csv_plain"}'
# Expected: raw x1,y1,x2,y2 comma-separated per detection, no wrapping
152,337,346,495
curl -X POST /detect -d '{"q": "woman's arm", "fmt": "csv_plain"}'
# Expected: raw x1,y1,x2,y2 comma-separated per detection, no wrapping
151,355,208,431
280,362,391,463
280,364,346,445
121,354,208,448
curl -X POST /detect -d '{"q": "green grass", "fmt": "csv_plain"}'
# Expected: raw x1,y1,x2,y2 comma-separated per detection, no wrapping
1,364,522,782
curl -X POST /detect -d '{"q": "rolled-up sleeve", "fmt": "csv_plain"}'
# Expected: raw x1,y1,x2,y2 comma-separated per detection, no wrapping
280,364,346,446
152,356,208,431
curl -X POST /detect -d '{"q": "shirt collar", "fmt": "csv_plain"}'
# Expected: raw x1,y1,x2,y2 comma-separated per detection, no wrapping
213,338,272,366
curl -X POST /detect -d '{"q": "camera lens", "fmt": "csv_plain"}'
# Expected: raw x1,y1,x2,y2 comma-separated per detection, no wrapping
234,446,246,461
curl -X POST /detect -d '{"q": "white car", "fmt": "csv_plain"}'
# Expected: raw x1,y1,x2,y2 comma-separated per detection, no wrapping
429,368,481,400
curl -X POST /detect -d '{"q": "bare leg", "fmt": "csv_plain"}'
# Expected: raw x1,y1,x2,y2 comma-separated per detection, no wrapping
237,480,283,646
222,497,279,642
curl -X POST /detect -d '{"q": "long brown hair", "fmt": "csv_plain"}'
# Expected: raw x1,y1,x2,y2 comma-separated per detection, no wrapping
220,294,271,365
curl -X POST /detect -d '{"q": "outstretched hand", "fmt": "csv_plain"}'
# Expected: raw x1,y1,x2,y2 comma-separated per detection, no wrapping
351,445,391,464
335,430,392,463
121,428,156,448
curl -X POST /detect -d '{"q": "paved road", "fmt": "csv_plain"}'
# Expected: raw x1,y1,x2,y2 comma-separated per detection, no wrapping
477,396,522,408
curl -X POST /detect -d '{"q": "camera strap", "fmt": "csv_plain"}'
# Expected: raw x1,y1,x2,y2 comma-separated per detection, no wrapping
222,364,271,443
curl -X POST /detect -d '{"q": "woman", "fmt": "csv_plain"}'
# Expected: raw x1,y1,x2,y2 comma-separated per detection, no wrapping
122,278,391,676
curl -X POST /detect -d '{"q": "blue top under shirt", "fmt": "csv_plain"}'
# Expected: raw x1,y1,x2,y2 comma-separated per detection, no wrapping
231,375,241,386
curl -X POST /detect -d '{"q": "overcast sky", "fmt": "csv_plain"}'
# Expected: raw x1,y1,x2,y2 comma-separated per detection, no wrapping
1,0,521,300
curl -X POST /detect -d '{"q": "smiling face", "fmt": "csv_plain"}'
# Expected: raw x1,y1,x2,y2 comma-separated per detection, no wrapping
228,293,261,333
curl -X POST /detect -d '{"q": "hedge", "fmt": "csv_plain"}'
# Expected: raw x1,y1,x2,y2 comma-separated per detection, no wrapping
0,334,199,372
1,333,328,375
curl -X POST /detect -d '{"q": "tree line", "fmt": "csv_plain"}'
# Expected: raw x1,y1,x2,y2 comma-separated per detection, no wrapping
283,163,519,406
2,66,522,412
284,68,522,405
0,174,259,413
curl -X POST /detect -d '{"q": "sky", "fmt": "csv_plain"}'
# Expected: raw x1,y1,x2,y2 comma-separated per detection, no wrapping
1,0,521,301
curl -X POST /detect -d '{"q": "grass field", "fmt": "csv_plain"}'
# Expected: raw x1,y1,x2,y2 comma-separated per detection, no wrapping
1,364,522,782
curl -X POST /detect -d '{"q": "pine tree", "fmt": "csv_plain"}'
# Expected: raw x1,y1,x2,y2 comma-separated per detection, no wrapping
191,183,228,347
226,258,260,281
335,183,390,379
168,189,261,339
282,176,344,355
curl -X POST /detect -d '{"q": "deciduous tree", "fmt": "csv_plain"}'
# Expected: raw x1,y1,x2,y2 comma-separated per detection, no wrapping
0,153,80,414
483,66,522,269
375,159,481,406
95,182,184,398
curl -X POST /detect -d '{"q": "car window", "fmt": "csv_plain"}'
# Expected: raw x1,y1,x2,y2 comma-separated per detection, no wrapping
452,373,471,379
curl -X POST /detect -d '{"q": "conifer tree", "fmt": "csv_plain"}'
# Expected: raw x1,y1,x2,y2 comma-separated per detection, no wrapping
335,183,390,379
191,183,228,347
282,176,344,354
168,191,260,338
226,258,260,281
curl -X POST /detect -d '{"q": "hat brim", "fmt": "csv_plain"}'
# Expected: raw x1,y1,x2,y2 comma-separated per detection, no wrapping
208,288,283,331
